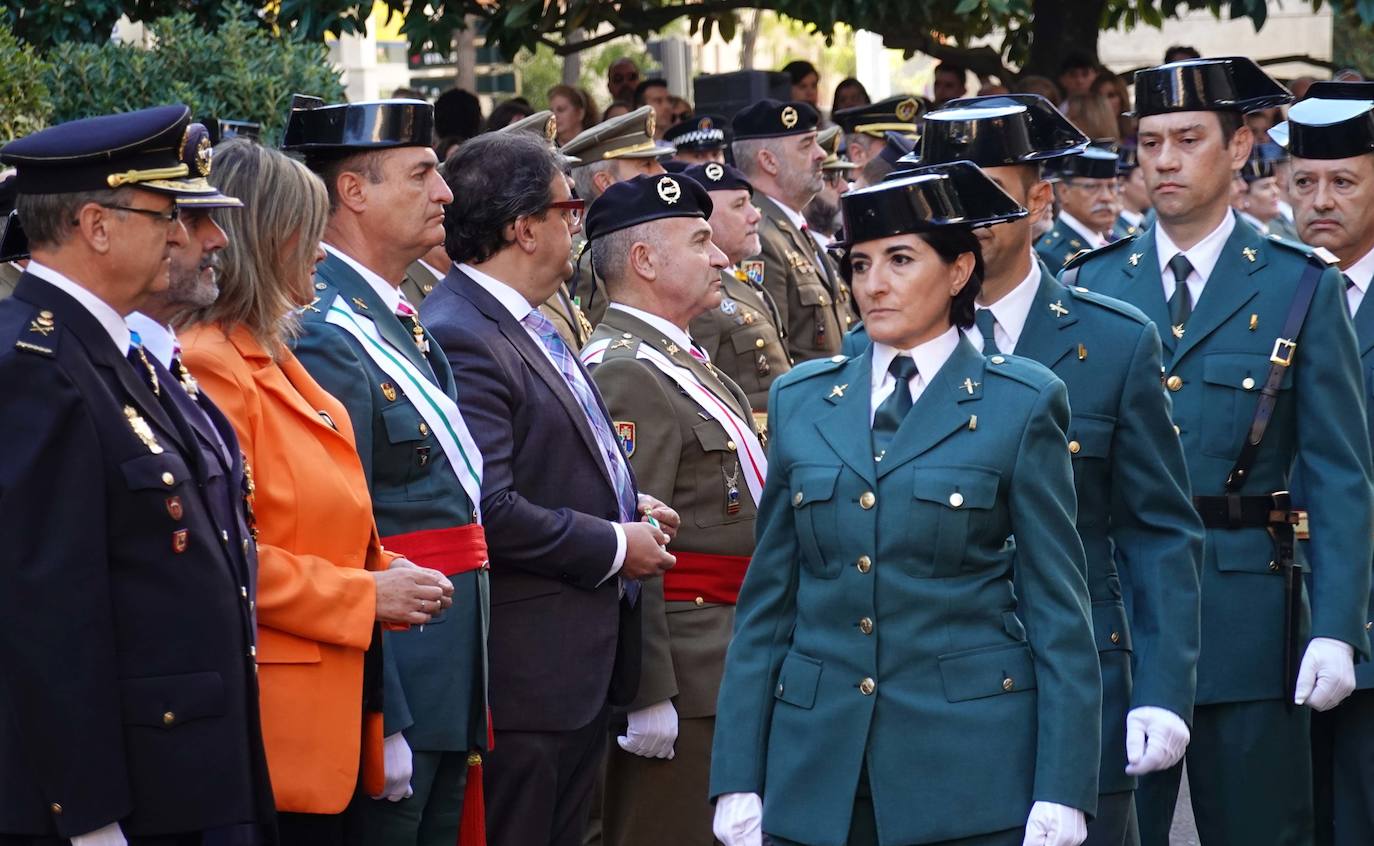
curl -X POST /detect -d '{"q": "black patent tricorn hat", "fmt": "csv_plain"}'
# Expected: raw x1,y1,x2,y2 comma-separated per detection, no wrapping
922,94,1089,168
1129,56,1292,117
1271,82,1374,160
281,95,435,165
837,160,1026,248
1056,146,1120,180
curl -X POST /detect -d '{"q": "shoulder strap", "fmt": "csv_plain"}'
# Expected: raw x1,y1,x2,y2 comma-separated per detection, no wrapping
1059,263,1080,289
1225,260,1326,492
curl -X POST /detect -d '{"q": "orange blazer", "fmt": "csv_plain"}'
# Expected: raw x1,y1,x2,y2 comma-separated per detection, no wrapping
181,323,393,814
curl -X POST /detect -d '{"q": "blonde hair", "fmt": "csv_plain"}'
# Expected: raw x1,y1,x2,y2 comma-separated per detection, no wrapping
1065,93,1121,143
178,138,329,356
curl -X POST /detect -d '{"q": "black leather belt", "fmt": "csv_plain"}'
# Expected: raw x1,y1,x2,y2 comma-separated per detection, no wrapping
1192,493,1302,530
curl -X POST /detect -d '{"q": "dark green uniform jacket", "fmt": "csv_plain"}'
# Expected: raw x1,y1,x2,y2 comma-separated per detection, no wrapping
753,192,853,362
293,252,490,753
711,338,1101,846
1065,216,1374,705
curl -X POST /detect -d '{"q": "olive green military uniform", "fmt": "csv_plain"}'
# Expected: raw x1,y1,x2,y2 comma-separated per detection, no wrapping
689,266,789,413
564,108,676,327
754,192,852,362
401,259,441,306
540,280,594,352
584,307,761,846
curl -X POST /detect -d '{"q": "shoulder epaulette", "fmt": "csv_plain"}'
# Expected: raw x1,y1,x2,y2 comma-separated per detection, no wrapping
14,306,57,356
1062,235,1137,271
1036,229,1062,246
1257,232,1335,267
777,353,848,387
982,353,1058,391
1064,284,1150,326
599,331,644,359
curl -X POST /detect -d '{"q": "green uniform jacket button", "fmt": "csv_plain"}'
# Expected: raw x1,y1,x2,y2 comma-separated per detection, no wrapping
859,491,875,509
856,555,872,573
859,677,876,695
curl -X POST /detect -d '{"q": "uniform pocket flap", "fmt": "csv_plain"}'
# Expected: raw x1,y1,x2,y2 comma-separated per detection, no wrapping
729,325,779,355
1202,353,1290,390
120,452,192,491
913,466,1000,510
120,670,225,728
1209,528,1292,574
1069,415,1115,459
938,641,1037,702
693,420,735,453
255,627,323,664
790,465,840,507
1092,600,1133,652
774,651,822,709
796,285,830,307
381,403,427,444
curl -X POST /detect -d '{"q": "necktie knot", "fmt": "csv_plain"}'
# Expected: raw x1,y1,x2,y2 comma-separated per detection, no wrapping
973,308,1000,354
1167,253,1194,284
521,308,560,342
395,299,417,318
888,354,918,383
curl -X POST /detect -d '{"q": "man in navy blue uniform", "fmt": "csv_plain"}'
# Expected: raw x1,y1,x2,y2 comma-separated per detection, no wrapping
0,106,274,845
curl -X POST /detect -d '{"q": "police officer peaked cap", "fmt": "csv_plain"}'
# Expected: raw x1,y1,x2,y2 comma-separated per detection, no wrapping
682,161,752,193
1,104,239,207
832,95,922,138
281,96,435,165
1056,146,1120,180
499,109,558,142
922,94,1089,167
584,173,713,242
1117,145,1139,173
732,99,820,140
879,131,918,167
664,114,729,152
839,160,1026,248
1129,56,1293,117
1271,81,1374,160
818,126,858,172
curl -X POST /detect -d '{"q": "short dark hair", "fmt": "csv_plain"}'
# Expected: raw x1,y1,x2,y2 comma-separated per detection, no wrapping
435,88,483,140
311,150,385,214
837,225,984,330
634,78,669,105
1060,52,1097,74
441,132,561,264
482,99,535,133
781,60,819,85
935,62,967,81
1164,45,1201,63
1217,111,1244,145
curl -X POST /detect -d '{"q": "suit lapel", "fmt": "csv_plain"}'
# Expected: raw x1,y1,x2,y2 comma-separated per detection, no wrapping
877,338,986,479
1012,263,1079,369
229,327,356,450
1171,220,1263,366
318,252,433,376
1354,292,1374,359
1116,227,1173,358
813,351,877,486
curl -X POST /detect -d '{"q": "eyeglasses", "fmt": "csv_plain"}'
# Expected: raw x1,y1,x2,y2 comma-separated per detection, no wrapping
823,171,850,186
102,203,182,224
610,72,640,84
546,199,586,226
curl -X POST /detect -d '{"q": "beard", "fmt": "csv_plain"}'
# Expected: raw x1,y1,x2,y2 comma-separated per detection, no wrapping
804,193,842,236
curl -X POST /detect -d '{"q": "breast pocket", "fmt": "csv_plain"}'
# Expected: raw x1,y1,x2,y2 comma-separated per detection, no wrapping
694,420,756,528
728,324,783,393
377,403,440,501
1068,415,1115,527
790,464,841,578
909,466,1001,577
1200,353,1289,459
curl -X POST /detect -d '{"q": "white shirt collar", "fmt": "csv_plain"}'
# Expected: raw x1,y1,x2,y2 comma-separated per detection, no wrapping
125,312,177,368
324,243,404,315
766,193,809,233
968,260,1041,353
1059,211,1108,248
1345,244,1374,294
870,325,961,397
1119,208,1144,228
25,260,131,355
459,262,537,322
1155,210,1236,293
608,302,695,354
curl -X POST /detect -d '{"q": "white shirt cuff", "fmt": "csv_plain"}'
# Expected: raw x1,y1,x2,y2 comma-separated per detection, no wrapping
599,521,626,586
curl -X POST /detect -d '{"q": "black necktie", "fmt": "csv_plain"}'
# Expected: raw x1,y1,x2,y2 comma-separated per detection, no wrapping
974,308,1000,355
872,355,918,460
1344,273,1355,291
1167,253,1194,336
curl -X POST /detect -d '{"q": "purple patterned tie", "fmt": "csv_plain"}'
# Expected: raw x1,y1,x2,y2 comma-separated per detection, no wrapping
522,309,637,521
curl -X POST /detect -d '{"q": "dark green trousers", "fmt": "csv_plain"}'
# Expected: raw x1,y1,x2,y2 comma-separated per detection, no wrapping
344,749,469,846
1312,687,1374,846
1137,699,1312,846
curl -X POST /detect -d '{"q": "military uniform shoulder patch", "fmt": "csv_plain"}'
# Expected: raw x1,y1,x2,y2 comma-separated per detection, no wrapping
15,308,56,356
614,421,636,457
1310,245,1340,266
742,259,765,287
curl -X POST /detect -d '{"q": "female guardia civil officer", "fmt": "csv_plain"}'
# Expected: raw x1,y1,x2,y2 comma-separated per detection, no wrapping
709,161,1102,846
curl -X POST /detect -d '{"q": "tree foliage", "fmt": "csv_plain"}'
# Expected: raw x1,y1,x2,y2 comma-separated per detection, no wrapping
0,23,51,141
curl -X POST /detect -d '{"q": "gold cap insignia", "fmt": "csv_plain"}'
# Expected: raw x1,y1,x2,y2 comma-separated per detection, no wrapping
700,116,713,130
781,106,799,129
544,114,557,143
894,98,919,122
705,162,725,182
645,111,656,140
657,175,682,204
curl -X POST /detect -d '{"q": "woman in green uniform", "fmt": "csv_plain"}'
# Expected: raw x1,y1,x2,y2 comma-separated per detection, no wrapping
709,161,1102,846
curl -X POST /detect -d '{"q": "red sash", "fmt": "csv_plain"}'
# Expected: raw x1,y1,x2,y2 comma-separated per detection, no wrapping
381,524,488,576
663,552,751,605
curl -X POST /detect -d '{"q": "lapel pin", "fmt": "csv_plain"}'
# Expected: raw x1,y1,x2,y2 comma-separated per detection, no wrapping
1249,314,1258,331
1172,324,1185,340
1049,301,1069,317
968,414,978,431
828,384,848,398
1129,253,1142,267
960,378,979,396
1078,344,1087,361
1242,247,1257,263
351,297,369,310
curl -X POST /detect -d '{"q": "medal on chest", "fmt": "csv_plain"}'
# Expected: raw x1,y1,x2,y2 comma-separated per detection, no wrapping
723,461,742,515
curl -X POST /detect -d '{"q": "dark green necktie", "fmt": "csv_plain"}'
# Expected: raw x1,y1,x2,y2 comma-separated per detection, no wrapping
974,308,1000,355
1167,253,1194,331
872,355,918,460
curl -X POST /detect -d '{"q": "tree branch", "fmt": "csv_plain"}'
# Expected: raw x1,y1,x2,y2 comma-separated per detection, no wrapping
881,31,1013,81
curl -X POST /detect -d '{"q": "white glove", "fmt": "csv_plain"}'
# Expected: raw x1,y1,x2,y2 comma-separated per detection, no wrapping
1295,636,1356,711
1123,706,1190,775
371,731,414,801
616,699,678,759
1021,801,1087,846
70,822,127,846
712,791,763,846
